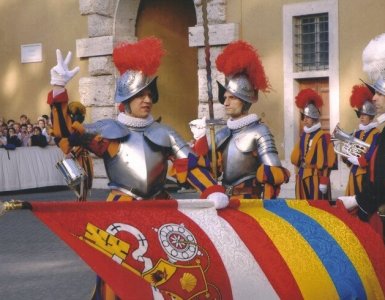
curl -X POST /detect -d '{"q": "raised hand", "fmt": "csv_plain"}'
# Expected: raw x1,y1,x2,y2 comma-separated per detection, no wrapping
50,49,80,86
189,116,207,140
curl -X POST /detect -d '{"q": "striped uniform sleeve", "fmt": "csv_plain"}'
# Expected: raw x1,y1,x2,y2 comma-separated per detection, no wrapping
172,153,225,198
317,133,335,185
256,165,291,199
48,89,115,157
290,141,301,167
360,129,379,167
47,89,74,154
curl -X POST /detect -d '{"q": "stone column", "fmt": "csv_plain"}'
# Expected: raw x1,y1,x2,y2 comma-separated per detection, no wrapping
189,0,239,119
76,0,118,187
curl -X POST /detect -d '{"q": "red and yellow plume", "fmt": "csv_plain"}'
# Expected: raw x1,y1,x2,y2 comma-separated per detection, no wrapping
215,40,270,92
349,84,373,109
112,37,165,76
295,88,323,109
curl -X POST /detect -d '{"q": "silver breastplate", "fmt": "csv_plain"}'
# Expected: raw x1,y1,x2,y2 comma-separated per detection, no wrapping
220,123,281,186
104,129,168,198
222,135,260,186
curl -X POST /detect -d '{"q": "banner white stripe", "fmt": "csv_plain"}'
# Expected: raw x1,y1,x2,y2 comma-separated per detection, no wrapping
177,200,279,300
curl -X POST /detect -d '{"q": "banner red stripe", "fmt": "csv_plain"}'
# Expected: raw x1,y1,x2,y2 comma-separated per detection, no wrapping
308,201,385,294
31,200,233,300
218,208,304,299
33,201,154,300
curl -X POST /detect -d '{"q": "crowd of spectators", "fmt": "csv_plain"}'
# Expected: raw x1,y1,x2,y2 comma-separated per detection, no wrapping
0,114,54,149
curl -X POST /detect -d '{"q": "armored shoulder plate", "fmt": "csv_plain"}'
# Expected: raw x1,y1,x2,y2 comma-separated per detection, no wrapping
234,122,281,166
215,126,232,149
144,122,191,159
83,119,130,139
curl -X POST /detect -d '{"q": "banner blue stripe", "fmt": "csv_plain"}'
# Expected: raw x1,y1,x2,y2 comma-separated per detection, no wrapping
264,199,366,300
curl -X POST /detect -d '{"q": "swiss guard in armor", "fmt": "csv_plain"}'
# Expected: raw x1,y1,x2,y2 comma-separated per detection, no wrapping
190,41,290,199
343,84,378,196
48,37,228,208
290,88,336,200
48,37,229,299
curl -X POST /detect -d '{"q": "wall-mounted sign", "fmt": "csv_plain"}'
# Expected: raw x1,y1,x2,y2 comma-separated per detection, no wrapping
21,43,42,63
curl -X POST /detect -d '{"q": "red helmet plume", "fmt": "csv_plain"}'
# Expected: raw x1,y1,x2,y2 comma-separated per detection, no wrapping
113,37,165,76
295,88,323,109
215,40,270,92
350,84,373,109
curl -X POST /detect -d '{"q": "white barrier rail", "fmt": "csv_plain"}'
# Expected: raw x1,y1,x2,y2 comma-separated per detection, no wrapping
0,146,66,192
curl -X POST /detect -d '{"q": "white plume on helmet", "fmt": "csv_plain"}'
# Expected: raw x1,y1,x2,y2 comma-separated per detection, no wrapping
362,33,385,82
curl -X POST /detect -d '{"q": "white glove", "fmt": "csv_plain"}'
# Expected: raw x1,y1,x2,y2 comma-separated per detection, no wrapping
347,156,360,166
50,49,80,86
207,192,229,209
189,116,207,140
319,184,328,194
338,195,358,210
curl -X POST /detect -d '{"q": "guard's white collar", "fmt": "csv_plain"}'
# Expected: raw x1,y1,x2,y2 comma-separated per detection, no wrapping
358,121,377,132
303,122,321,133
227,114,259,130
117,113,154,128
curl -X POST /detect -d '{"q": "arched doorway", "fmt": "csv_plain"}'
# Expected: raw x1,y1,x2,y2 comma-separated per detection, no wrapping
136,0,197,140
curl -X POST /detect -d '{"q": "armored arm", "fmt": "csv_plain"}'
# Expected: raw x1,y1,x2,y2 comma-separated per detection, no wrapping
253,124,290,198
147,123,226,200
254,124,282,166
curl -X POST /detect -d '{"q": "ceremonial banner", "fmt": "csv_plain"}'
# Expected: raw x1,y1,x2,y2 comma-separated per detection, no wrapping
30,199,385,300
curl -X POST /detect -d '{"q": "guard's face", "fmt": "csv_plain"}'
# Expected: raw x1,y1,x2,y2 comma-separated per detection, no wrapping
359,114,372,126
223,91,245,119
303,115,316,128
373,92,385,115
128,89,153,118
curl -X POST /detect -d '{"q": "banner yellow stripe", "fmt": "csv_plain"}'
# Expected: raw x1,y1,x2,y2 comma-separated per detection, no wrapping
286,200,384,299
238,199,338,299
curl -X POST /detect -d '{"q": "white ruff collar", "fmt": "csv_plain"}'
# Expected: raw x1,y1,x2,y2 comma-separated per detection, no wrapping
117,113,154,128
227,114,259,130
359,121,377,132
303,122,321,133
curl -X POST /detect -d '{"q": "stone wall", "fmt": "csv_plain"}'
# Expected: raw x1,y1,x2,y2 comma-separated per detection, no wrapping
75,0,239,187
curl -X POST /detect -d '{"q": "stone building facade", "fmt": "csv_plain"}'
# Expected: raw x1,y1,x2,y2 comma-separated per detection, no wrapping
76,0,238,187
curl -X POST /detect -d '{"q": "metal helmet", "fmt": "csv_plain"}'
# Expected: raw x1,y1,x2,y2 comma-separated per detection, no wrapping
371,77,385,96
115,70,159,104
350,84,376,117
217,73,258,104
295,88,323,120
357,100,376,117
302,103,321,120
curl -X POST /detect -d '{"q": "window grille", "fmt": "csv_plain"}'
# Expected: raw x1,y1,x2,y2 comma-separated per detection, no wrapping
294,13,329,71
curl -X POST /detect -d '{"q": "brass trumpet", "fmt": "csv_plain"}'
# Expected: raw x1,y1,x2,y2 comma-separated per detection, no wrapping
331,123,370,158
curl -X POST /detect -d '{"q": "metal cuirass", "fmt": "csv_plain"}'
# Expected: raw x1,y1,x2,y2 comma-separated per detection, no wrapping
219,122,281,187
103,122,190,198
105,128,167,198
